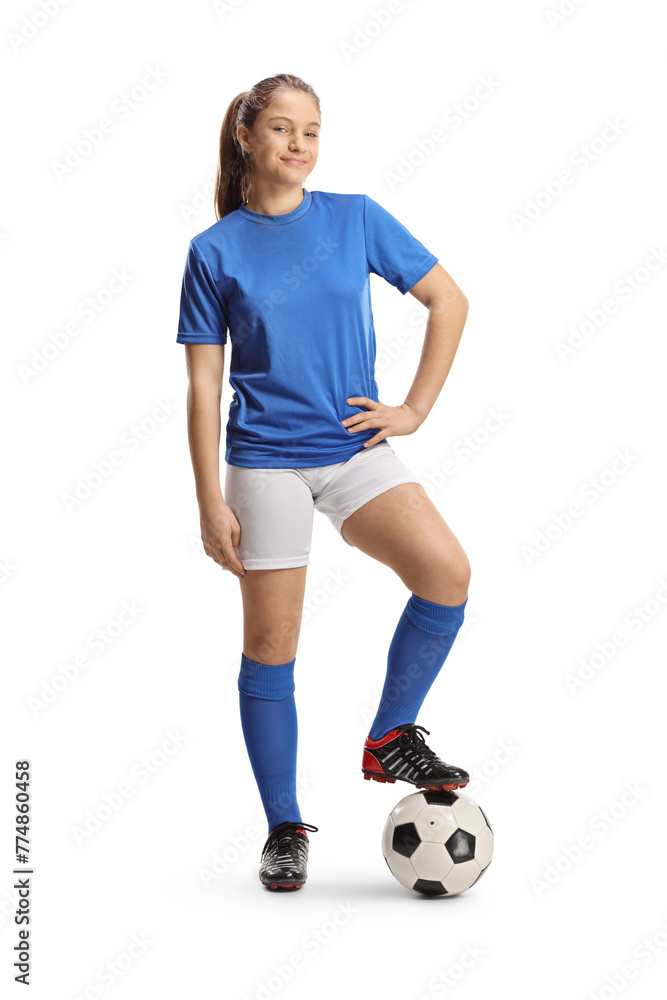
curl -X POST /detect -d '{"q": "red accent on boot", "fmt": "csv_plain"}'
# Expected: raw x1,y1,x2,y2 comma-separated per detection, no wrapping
362,748,385,773
364,728,403,749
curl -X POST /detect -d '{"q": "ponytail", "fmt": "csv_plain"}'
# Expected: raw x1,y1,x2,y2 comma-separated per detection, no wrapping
215,91,251,221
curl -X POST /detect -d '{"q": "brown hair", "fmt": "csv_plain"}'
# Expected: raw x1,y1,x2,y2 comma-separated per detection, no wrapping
214,73,320,221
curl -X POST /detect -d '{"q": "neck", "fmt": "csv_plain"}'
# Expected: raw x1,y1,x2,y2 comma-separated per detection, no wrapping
244,185,305,216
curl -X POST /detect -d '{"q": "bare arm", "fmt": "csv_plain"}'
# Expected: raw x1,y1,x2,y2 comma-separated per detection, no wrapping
184,344,226,504
183,344,245,577
403,262,469,425
340,263,469,447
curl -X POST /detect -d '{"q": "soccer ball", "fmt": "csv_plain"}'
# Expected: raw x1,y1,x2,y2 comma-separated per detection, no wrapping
382,789,493,896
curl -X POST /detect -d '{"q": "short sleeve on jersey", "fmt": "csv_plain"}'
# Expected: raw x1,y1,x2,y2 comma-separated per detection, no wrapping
177,241,228,345
362,194,438,295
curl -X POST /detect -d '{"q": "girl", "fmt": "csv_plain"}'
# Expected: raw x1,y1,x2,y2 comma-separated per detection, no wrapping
177,74,471,892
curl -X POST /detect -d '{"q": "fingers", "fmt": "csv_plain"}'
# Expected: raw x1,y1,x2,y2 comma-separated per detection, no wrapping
342,414,375,430
226,519,245,576
221,540,246,578
342,398,375,427
343,418,380,433
203,530,246,578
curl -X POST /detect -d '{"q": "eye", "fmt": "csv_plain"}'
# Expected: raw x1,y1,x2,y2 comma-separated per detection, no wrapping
273,126,319,138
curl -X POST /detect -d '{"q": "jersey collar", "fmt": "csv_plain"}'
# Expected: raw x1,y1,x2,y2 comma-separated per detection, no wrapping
237,188,313,225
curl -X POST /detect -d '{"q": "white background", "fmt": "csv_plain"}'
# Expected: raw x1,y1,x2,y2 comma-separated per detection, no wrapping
2,0,666,997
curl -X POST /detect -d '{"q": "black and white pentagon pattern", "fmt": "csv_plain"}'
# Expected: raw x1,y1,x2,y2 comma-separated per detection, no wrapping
382,790,494,897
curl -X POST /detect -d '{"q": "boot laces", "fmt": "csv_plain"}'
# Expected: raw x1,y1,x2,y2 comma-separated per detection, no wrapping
396,724,441,764
267,821,318,852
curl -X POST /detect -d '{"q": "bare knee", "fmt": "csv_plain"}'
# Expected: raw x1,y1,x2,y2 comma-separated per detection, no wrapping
243,643,299,666
243,620,300,665
412,550,471,606
243,603,302,664
455,551,472,594
240,566,306,664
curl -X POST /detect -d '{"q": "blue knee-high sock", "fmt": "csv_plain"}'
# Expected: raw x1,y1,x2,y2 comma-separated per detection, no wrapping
238,653,302,834
368,594,467,740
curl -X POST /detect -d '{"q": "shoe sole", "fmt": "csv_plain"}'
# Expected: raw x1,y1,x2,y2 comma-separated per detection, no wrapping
262,881,305,891
362,768,468,791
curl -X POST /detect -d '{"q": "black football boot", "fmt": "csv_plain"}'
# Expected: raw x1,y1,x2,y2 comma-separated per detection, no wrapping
258,821,319,891
362,723,469,790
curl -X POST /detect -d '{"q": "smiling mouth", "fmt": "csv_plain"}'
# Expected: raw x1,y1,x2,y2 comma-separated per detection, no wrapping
282,158,306,164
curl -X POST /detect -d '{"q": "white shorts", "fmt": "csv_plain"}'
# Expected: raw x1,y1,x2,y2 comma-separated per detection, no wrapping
223,440,421,569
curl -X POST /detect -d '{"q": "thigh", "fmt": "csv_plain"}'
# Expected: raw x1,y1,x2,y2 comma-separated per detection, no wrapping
239,566,308,665
224,463,314,570
341,479,470,605
314,441,420,546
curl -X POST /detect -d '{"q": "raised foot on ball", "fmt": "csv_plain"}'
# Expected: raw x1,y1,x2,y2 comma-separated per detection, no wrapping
362,723,470,789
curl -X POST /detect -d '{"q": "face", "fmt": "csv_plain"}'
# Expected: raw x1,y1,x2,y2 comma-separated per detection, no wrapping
237,90,320,187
